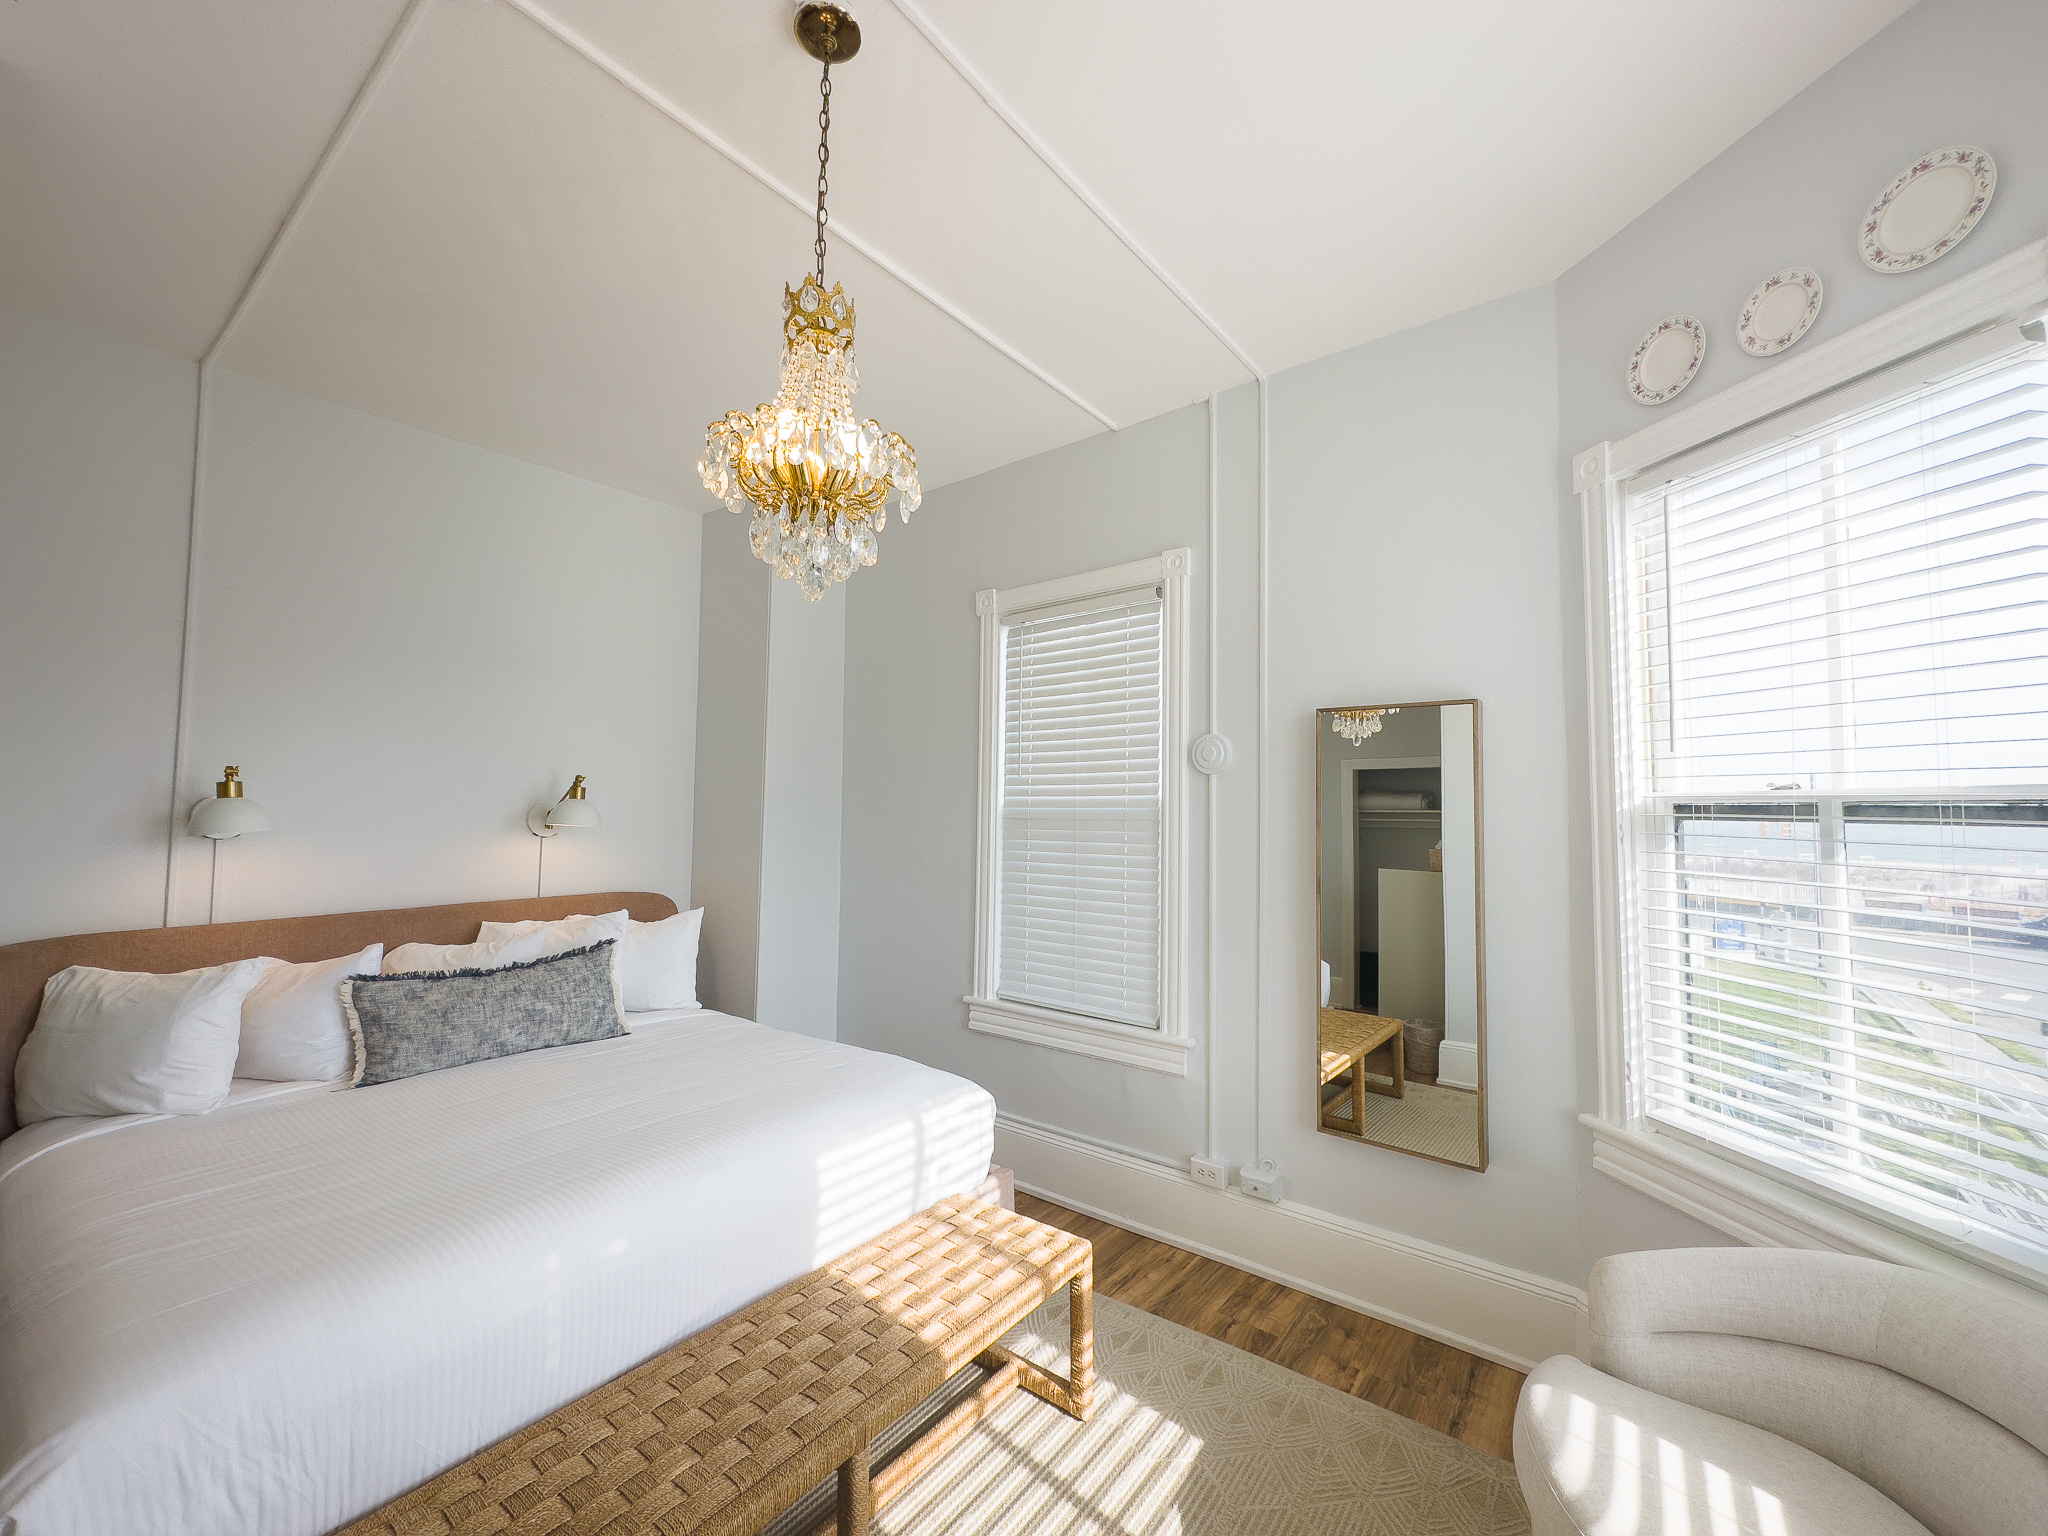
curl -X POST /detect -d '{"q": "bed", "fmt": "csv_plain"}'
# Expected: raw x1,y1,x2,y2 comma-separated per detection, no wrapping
0,893,997,1536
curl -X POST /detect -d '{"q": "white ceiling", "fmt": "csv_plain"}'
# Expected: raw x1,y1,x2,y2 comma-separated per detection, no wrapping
0,0,409,360
3,0,1916,504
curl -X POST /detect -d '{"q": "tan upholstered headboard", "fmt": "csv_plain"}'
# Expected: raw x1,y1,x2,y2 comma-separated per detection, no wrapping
0,891,679,1140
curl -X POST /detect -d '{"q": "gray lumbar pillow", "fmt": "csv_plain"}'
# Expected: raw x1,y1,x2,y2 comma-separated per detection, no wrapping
340,940,626,1088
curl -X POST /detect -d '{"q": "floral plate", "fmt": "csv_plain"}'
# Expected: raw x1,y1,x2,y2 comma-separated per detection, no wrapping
1860,146,1996,273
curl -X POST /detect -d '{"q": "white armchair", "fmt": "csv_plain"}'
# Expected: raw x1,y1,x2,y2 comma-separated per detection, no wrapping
1514,1247,2048,1536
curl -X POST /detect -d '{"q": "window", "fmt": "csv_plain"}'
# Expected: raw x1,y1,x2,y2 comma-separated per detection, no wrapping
969,551,1193,1073
1001,595,1163,1024
1611,330,2048,1274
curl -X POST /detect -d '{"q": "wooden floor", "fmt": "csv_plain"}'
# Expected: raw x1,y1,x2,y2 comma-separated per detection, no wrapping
1017,1192,1524,1460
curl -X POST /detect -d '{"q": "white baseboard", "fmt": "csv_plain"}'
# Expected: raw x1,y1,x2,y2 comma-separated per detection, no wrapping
995,1114,1585,1372
1436,1040,1480,1091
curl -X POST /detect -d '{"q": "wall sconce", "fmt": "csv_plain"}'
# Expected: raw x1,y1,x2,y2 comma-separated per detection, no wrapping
188,766,272,923
528,775,599,895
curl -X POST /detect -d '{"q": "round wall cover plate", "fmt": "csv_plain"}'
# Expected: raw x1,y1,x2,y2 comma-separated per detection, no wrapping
1860,145,1996,273
1628,315,1707,406
1738,267,1824,357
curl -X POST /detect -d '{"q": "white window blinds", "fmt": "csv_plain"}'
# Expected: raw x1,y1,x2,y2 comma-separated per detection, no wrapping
1622,340,2048,1268
997,591,1164,1028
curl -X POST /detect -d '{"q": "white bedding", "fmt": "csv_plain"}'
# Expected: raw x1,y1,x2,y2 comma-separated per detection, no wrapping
0,1010,995,1535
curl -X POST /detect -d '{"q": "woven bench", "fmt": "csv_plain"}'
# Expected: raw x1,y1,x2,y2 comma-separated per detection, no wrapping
1318,1006,1404,1133
339,1197,1093,1536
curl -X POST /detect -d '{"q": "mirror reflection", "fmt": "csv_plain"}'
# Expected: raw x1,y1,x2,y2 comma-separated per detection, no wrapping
1316,701,1486,1169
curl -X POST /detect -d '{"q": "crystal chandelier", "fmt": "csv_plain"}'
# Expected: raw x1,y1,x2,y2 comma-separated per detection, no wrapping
696,4,920,601
1331,707,1399,746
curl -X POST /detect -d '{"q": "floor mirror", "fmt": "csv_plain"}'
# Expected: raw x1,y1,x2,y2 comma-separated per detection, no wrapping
1315,701,1486,1169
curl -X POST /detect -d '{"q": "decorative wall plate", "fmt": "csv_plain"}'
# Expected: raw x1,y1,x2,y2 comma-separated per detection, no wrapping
1859,145,1996,273
1737,267,1823,357
1628,315,1707,405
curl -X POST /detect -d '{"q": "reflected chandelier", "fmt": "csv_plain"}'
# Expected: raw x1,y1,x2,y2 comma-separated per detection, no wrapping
1331,707,1399,745
696,3,920,601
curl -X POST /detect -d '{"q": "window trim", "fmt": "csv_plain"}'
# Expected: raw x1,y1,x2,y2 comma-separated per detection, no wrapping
1577,236,2048,1296
968,549,1195,1074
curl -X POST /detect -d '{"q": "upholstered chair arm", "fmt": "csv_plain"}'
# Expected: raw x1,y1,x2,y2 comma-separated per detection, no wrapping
1586,1246,2048,1536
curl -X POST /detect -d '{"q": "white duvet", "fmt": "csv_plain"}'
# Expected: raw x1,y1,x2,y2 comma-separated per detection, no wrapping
0,1011,995,1535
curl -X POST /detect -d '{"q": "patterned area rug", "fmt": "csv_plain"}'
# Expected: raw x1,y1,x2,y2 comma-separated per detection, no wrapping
871,1291,1529,1536
1328,1082,1483,1166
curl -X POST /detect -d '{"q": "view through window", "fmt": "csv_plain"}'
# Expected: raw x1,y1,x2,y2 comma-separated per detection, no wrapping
1624,343,2048,1269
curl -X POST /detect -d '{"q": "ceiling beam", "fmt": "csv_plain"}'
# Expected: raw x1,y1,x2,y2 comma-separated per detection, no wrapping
203,0,434,366
889,0,1264,382
500,0,1121,432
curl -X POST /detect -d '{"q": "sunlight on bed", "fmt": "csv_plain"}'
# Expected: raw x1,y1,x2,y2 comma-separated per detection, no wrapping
810,1095,994,1267
813,1120,919,1265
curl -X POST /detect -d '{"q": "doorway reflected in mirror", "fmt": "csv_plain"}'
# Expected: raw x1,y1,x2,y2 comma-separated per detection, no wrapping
1315,701,1485,1169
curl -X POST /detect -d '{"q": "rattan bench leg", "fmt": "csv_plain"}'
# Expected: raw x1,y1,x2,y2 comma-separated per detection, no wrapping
1069,1268,1094,1420
804,1358,1024,1536
977,1271,1095,1422
837,1430,873,1536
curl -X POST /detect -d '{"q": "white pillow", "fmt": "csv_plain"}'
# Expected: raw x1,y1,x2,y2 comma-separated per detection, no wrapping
14,958,270,1125
477,909,701,1011
384,910,631,976
620,909,702,1011
237,945,382,1082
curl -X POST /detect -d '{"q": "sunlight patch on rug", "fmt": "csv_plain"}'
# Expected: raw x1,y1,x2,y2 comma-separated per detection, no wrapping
874,1292,1529,1536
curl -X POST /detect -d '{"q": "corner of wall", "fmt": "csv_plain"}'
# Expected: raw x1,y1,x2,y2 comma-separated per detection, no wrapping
691,522,772,1019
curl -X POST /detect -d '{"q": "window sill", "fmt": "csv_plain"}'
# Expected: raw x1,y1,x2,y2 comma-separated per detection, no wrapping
1582,1113,2048,1302
965,997,1194,1075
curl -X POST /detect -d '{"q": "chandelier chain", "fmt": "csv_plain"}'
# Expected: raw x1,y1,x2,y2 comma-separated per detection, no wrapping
698,10,922,601
814,60,832,284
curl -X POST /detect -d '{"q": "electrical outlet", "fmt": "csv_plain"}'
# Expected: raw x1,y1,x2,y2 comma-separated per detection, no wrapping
1239,1165,1285,1202
1189,1156,1227,1190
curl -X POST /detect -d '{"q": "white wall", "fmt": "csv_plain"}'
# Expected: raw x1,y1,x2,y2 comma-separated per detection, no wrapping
1552,0,2048,1266
1556,0,2048,460
688,520,849,1035
838,403,1223,1159
755,576,845,1040
837,287,1614,1299
1,324,705,946
691,525,772,1018
170,369,701,924
0,310,196,944
835,3,2048,1350
1260,287,1584,1281
1440,701,1478,1074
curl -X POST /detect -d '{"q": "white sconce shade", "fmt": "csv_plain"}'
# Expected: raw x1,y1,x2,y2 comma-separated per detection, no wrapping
545,797,601,830
188,767,273,840
528,775,600,837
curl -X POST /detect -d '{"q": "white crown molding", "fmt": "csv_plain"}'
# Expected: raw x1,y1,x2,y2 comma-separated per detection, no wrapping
996,1113,1586,1370
887,0,1263,383
498,0,1120,432
1600,233,2048,482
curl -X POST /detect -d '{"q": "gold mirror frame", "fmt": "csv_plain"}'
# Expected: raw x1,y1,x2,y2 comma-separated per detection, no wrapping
1313,699,1487,1170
